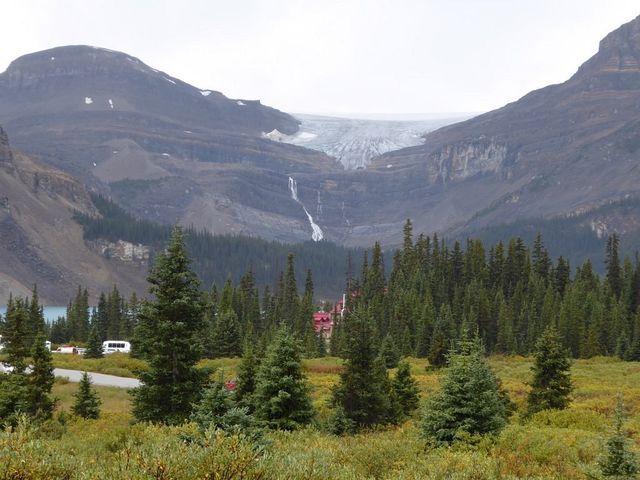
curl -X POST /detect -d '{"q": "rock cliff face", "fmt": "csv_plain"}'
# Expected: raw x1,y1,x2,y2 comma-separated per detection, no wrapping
0,126,13,170
0,127,147,303
4,15,640,251
370,14,640,241
0,46,343,244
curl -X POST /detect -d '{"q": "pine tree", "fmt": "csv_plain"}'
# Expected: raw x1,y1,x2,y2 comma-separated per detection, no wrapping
190,375,234,430
210,310,242,358
428,305,453,369
525,325,573,417
253,329,314,430
330,310,397,432
28,333,55,421
131,226,207,425
379,333,401,368
84,324,104,359
26,285,45,350
235,346,259,410
422,338,508,445
606,234,622,299
72,372,101,419
392,360,420,417
599,394,639,478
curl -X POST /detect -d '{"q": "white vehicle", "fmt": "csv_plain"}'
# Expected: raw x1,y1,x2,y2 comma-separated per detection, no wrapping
56,346,78,354
45,341,52,351
102,340,131,354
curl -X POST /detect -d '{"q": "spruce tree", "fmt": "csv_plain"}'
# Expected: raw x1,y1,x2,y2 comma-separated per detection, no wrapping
72,372,101,419
526,325,573,418
235,346,259,410
210,310,242,358
392,360,420,417
26,285,45,350
84,324,104,359
599,394,639,478
422,338,508,445
29,333,55,421
379,333,401,369
253,328,314,430
330,310,396,432
131,226,207,425
190,376,234,430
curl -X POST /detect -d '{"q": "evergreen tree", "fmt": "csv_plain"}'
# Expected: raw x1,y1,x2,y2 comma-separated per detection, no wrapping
190,375,234,430
131,226,207,425
379,333,401,369
526,325,573,417
72,372,101,419
422,338,508,445
26,285,45,350
84,324,104,359
253,329,314,430
599,394,639,479
330,310,397,432
28,333,55,421
2,297,29,372
606,234,622,299
428,306,453,369
392,360,420,417
235,346,260,410
210,310,242,358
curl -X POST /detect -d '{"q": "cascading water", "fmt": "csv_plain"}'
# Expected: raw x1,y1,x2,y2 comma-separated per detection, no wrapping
288,176,324,242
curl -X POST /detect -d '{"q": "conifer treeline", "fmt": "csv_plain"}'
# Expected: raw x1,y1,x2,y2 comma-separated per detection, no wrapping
49,287,141,344
74,194,363,297
3,220,637,361
332,221,640,362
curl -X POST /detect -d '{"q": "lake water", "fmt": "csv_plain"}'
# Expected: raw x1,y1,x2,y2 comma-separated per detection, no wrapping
0,306,68,322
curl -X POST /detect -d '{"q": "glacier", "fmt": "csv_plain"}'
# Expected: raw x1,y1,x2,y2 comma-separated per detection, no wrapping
277,113,469,169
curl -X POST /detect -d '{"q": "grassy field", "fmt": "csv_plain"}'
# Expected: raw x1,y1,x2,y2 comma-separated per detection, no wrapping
4,356,640,479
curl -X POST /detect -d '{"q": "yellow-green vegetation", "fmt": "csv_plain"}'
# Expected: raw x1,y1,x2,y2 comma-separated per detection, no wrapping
2,356,639,479
51,352,147,378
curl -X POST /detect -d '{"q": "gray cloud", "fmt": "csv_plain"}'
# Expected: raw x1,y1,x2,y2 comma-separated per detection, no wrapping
1,0,638,116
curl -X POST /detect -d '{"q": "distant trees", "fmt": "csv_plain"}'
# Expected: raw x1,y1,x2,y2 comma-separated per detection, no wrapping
130,227,207,425
49,285,139,344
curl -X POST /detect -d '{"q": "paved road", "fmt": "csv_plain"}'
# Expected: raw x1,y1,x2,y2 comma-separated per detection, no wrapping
54,368,140,389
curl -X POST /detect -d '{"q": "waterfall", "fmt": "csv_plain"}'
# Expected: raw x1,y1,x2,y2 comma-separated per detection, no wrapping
288,176,324,242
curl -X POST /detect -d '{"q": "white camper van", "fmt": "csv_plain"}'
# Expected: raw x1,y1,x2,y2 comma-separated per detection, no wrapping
102,340,131,354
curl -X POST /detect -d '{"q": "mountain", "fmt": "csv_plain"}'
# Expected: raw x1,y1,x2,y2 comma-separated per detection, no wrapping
373,14,640,247
3,13,640,256
0,45,342,243
0,126,148,304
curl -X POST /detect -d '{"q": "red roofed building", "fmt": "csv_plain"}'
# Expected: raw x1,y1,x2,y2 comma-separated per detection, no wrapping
313,311,333,337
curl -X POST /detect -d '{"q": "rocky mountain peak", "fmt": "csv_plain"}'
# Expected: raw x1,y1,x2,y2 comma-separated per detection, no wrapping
573,14,640,86
2,45,172,89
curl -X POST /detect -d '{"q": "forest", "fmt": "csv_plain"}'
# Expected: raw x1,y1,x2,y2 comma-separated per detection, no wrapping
0,221,639,479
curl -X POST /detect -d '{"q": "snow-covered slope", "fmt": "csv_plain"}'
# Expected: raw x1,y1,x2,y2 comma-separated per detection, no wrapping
274,113,469,169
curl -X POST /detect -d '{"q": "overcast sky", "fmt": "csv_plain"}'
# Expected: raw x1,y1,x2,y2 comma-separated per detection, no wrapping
1,1,638,117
